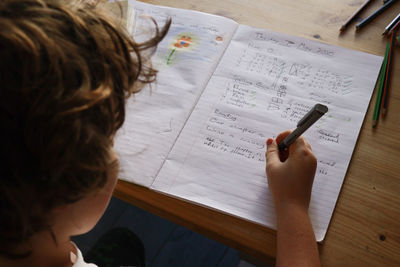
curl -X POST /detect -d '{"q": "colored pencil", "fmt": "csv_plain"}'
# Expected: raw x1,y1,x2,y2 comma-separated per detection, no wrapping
372,42,390,127
382,30,396,117
340,0,373,32
388,16,400,35
356,0,399,30
382,13,400,35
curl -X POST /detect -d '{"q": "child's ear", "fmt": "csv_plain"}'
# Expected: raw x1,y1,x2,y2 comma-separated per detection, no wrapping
52,204,69,213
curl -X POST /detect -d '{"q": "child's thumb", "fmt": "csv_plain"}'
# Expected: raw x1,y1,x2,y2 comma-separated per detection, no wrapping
265,138,280,165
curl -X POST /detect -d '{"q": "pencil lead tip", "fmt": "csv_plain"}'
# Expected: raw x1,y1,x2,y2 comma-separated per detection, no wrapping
372,120,378,128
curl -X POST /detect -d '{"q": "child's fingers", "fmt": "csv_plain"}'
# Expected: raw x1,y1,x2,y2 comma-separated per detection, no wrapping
288,137,317,167
275,130,292,162
275,130,292,144
289,136,312,155
265,138,281,166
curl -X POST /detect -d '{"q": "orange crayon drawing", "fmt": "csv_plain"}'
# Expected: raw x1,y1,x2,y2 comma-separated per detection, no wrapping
167,33,198,65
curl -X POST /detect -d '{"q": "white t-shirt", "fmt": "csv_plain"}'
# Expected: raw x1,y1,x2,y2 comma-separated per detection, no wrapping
71,243,97,267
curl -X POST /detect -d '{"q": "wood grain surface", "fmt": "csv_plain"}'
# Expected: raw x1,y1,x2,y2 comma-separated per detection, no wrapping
114,0,400,265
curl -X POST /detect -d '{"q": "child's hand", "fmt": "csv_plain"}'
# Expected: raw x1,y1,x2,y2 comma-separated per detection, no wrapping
265,130,317,213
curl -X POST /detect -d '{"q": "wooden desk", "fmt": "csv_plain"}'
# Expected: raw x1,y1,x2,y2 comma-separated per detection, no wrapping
114,0,400,265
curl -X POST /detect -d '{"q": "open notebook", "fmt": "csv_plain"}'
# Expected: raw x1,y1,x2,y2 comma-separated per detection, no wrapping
114,0,382,241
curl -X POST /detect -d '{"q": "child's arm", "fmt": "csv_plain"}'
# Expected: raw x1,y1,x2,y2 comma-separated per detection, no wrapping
265,130,321,267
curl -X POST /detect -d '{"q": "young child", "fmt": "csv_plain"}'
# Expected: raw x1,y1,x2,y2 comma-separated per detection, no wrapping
0,0,319,266
0,0,169,266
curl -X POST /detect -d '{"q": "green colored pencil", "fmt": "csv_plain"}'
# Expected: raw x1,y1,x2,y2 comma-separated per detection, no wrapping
372,42,390,128
382,29,397,116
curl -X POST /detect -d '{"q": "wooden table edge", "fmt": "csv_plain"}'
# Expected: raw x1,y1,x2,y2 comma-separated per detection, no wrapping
114,179,277,261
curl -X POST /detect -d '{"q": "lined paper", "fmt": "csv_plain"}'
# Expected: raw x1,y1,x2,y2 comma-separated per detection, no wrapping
115,1,238,186
152,24,382,241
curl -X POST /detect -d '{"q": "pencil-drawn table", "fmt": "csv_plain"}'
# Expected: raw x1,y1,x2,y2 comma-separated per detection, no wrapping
114,0,400,265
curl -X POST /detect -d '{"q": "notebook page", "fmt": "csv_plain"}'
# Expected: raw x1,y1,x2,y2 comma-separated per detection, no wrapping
105,1,135,36
114,1,238,187
153,24,382,241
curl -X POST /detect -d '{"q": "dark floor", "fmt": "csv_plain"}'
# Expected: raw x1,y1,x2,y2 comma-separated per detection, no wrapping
72,196,253,267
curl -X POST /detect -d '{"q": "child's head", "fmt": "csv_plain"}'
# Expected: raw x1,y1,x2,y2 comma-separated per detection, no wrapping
0,0,169,258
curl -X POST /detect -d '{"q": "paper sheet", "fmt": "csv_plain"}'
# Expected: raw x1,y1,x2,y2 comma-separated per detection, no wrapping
152,24,382,241
115,1,238,186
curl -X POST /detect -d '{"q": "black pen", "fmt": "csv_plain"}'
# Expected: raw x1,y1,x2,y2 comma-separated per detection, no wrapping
278,104,329,151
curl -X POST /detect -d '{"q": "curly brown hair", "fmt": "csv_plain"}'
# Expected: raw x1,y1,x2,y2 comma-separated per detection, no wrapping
0,0,170,257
